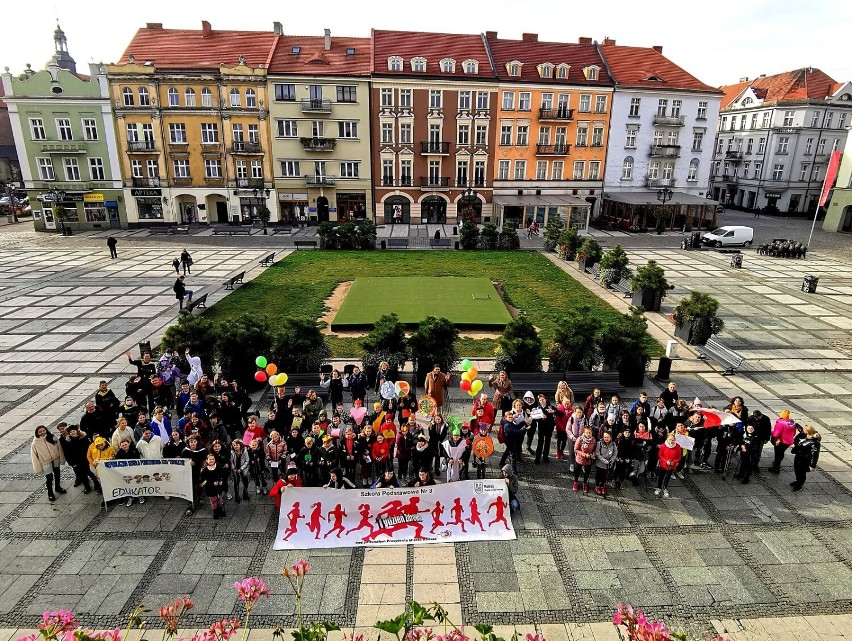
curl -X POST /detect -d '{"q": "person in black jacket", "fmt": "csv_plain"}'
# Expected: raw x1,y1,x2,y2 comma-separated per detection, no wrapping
173,276,193,310
95,381,120,427
61,425,100,493
162,430,185,458
181,435,208,514
714,422,743,474
533,393,561,465
348,367,368,404
790,424,821,492
734,423,759,484
80,401,110,440
746,410,772,472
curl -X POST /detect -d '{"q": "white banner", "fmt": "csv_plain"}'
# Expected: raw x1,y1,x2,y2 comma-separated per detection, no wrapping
100,459,193,502
273,480,517,549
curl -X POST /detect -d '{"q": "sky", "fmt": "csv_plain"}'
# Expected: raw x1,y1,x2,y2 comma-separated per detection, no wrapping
1,0,850,88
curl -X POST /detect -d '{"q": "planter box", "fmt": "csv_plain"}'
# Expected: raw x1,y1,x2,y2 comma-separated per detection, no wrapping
674,320,693,344
618,361,646,387
578,258,597,272
632,288,663,312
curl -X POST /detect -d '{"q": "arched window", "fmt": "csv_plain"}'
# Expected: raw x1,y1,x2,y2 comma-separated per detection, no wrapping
506,61,523,77
122,87,134,106
184,88,196,107
201,87,213,108
537,63,553,78
387,56,403,71
230,88,241,107
411,57,427,72
138,87,150,106
622,156,634,180
246,88,257,108
462,59,479,74
688,158,700,181
557,64,570,79
383,195,411,224
440,58,456,73
167,87,178,107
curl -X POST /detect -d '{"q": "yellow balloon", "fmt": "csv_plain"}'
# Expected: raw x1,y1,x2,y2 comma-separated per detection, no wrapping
467,389,477,397
278,373,288,386
467,366,478,379
461,371,473,382
471,379,483,394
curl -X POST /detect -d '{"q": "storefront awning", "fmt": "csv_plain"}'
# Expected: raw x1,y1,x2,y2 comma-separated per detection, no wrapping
493,193,590,208
603,191,717,206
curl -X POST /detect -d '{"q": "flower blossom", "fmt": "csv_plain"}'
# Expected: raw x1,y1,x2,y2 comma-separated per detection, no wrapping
234,577,270,612
159,597,194,635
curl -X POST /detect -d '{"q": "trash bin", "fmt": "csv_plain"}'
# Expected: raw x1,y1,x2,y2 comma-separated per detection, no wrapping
802,275,819,294
138,341,152,357
380,240,387,250
665,340,678,359
691,231,702,248
655,357,673,381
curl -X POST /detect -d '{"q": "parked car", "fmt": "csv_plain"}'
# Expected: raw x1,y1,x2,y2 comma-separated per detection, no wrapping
701,225,754,247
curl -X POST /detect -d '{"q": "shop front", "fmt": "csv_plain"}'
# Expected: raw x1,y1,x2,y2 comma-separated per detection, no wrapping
382,195,411,224
278,192,309,225
132,188,164,224
239,196,266,223
493,193,589,230
337,192,367,223
602,192,718,231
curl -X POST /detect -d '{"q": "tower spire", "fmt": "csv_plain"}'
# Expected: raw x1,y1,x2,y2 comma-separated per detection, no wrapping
49,22,76,73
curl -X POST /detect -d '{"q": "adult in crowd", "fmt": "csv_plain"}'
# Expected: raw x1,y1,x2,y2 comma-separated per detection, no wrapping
488,370,514,413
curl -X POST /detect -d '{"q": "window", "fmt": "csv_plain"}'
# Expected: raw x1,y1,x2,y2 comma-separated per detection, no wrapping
458,91,471,110
381,122,394,144
204,159,221,178
382,159,394,185
232,123,244,142
429,90,442,109
743,161,750,176
476,91,489,110
456,159,468,186
625,126,637,148
475,124,487,145
513,160,526,179
429,124,441,143
458,124,469,145
85,157,104,181
201,88,213,107
56,118,73,140
804,137,814,154
667,130,679,146
687,159,699,181
37,157,55,180
746,138,753,154
428,160,440,181
716,138,724,154
592,125,604,147
538,126,551,146
813,165,822,181
312,121,325,138
185,88,196,107
818,138,827,155
579,94,591,113
585,66,598,80
726,138,733,152
340,162,359,178
541,93,554,111
201,123,218,144
339,121,358,138
662,163,674,179
464,59,479,74
576,123,588,147
692,131,704,151
594,95,607,113
130,160,142,178
572,161,585,180
122,87,134,106
648,161,659,179
557,64,569,79
771,163,784,180
138,87,150,106
277,120,297,137
557,94,570,114
275,84,296,101
629,97,641,117
336,86,356,103
777,137,789,154
500,125,512,146
251,160,262,178
754,161,762,179
224,88,239,108
535,161,548,180
399,123,412,144
440,59,455,73
146,160,159,177
388,56,403,71
839,113,848,128
168,88,179,107
740,114,747,130
64,157,81,181
248,125,259,143
762,112,771,128
502,91,515,111
498,160,510,180
552,161,563,180
783,110,794,126
516,125,529,146
126,123,139,143
751,113,758,129
239,88,254,108
519,92,531,111
621,157,633,180
474,160,486,186
236,160,248,179
380,88,394,108
399,89,412,108
538,63,553,79
670,99,682,117
697,101,707,120
555,127,567,145
400,159,412,184
30,118,46,140
411,57,427,72
729,117,735,131
589,161,600,180
280,161,301,177
657,99,668,116
172,159,190,178
800,163,810,181
758,137,766,153
826,112,834,128
509,62,521,76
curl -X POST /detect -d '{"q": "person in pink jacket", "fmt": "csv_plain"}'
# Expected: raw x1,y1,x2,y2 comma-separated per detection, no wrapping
768,409,796,474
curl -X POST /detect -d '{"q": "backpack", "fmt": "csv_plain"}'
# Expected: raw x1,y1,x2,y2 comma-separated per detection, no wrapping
497,423,506,445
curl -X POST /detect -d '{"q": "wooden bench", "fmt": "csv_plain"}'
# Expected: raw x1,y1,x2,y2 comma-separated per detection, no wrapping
182,293,208,314
294,240,318,250
502,371,625,400
223,271,245,291
429,238,452,248
271,226,293,235
697,337,744,376
259,252,276,267
611,277,633,297
387,238,410,249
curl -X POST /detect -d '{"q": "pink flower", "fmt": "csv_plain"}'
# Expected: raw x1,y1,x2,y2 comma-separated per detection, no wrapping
37,610,79,640
435,628,470,641
89,629,122,641
283,560,310,578
404,628,435,641
343,634,365,641
234,577,270,612
158,597,194,635
612,612,622,626
524,634,546,641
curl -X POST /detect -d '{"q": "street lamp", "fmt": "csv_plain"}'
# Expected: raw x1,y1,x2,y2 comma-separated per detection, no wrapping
48,187,69,235
656,187,673,234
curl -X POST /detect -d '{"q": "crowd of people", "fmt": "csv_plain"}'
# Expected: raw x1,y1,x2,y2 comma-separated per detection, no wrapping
30,355,820,517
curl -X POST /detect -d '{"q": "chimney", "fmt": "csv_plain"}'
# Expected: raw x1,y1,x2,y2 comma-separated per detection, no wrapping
324,28,331,51
759,74,766,78
739,76,749,82
578,37,592,44
273,21,283,35
485,31,497,39
652,45,663,54
603,37,616,46
146,23,163,29
201,20,212,37
522,33,538,42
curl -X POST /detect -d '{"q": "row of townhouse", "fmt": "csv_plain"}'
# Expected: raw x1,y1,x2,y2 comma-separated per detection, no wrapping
2,21,725,231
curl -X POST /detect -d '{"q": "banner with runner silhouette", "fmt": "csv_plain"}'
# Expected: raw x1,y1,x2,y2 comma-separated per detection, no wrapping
272,480,516,549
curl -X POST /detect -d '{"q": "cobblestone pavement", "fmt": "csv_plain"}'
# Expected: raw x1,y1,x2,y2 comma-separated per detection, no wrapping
0,227,851,640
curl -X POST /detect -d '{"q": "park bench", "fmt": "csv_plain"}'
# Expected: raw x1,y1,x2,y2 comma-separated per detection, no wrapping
294,240,318,250
182,293,208,314
697,337,744,377
269,373,330,404
501,371,625,401
429,238,452,248
229,228,251,236
259,252,276,267
586,264,601,280
610,277,633,298
174,226,190,234
223,271,245,291
271,226,293,235
148,226,178,235
387,238,410,249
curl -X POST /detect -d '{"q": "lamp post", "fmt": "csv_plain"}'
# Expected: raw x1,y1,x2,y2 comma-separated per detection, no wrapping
656,187,673,234
48,187,68,235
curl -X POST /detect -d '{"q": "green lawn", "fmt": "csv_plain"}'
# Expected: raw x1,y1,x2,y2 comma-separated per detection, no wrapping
332,277,512,330
203,251,663,359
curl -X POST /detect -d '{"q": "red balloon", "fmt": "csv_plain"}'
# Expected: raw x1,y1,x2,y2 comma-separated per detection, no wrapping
460,379,472,391
254,371,268,382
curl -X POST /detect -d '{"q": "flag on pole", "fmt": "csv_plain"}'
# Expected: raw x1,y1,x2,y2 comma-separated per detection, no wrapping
819,149,843,207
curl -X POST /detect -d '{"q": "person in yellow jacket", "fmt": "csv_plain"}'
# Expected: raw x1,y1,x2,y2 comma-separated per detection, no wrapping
87,436,116,476
31,425,66,502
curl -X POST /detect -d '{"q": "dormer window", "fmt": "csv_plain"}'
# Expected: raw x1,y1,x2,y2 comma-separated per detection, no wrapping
537,63,554,78
556,64,570,79
462,59,479,74
411,57,427,72
742,97,753,106
388,56,403,71
440,58,456,73
506,61,523,77
583,65,600,80
643,75,664,82
291,47,301,55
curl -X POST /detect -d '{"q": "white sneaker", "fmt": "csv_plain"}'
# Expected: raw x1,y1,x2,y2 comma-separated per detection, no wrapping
675,472,684,480
654,489,661,497
125,498,134,507
663,490,670,498
138,497,146,504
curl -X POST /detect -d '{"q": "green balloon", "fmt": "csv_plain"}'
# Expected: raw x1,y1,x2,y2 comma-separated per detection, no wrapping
255,356,268,368
461,359,472,370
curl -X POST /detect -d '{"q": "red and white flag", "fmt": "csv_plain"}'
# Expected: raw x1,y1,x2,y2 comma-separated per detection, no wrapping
819,149,843,207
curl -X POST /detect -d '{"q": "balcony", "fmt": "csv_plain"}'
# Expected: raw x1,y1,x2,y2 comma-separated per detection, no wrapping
41,142,87,154
538,108,574,121
132,177,161,187
127,141,157,153
646,177,675,188
300,137,336,152
649,145,681,158
721,174,738,183
653,114,686,126
420,141,450,155
381,176,395,187
536,143,571,155
306,175,336,186
300,99,332,113
399,176,413,187
235,178,266,189
419,176,450,189
231,141,264,154
725,151,743,161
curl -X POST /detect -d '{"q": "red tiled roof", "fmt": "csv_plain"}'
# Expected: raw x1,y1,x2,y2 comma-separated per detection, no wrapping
719,68,839,110
372,29,495,78
268,35,370,75
486,36,611,86
118,23,279,70
599,44,720,93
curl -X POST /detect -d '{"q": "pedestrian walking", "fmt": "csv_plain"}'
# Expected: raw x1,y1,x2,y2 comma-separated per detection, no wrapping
790,424,820,492
106,236,118,259
172,257,181,275
174,275,193,311
180,249,193,275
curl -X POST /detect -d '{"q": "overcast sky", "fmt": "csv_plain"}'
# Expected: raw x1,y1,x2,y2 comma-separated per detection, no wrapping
2,0,850,89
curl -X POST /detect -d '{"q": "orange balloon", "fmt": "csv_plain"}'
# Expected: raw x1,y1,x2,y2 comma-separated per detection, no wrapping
461,371,473,382
468,366,478,379
266,363,278,375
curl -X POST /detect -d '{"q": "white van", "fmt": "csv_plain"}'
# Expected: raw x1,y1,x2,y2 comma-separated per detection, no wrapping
701,225,754,247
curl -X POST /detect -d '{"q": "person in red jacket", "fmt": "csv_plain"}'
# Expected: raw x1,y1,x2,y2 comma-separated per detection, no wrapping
269,463,303,510
371,433,391,477
572,427,596,494
769,409,797,474
655,432,683,498
471,394,496,427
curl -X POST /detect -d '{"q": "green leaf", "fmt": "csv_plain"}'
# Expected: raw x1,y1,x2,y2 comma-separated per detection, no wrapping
375,615,405,636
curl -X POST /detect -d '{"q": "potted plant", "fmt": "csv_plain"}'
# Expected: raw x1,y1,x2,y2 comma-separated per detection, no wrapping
630,260,671,312
598,244,629,287
599,307,650,387
556,227,581,260
671,290,724,345
576,237,603,272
